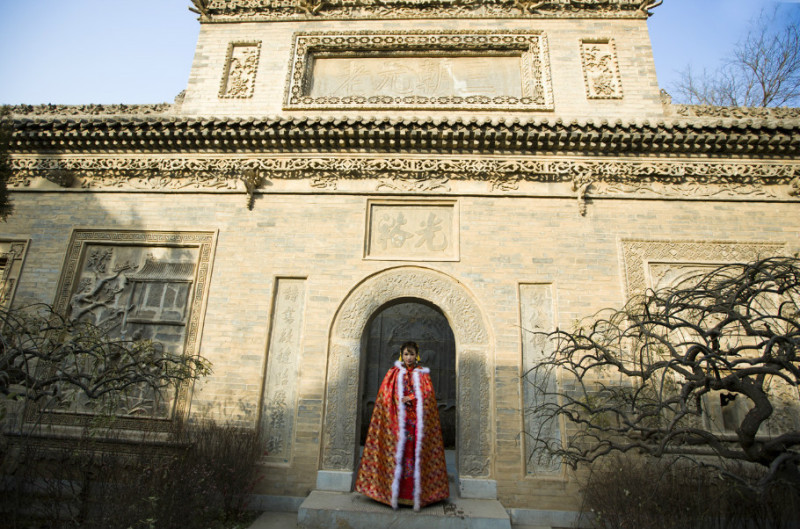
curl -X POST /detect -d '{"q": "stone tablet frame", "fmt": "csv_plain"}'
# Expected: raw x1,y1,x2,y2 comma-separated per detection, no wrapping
284,30,554,111
27,229,217,433
363,199,460,262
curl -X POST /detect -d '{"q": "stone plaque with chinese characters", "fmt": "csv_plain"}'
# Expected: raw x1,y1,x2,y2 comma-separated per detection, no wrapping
365,201,459,261
261,278,306,465
519,283,561,476
219,41,261,98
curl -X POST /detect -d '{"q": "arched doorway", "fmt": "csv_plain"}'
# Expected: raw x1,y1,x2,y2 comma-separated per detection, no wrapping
359,299,456,448
320,266,493,495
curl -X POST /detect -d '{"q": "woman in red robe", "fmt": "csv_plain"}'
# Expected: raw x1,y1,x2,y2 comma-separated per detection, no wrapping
355,341,449,510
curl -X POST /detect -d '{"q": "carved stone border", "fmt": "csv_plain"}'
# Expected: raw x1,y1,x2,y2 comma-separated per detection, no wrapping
31,229,218,432
284,31,553,111
219,41,262,99
620,239,788,299
322,266,493,479
9,155,799,204
580,38,623,100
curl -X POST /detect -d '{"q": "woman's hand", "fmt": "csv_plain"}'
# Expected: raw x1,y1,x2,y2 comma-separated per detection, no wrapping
402,395,415,404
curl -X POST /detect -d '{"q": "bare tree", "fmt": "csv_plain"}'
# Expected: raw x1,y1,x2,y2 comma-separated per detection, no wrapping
0,303,211,419
525,257,800,490
672,9,800,107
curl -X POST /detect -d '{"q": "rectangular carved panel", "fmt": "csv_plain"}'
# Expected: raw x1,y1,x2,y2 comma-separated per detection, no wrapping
0,239,29,309
580,38,623,99
35,230,217,431
309,55,524,99
520,283,561,476
261,278,306,465
285,31,553,111
219,41,262,98
364,200,459,261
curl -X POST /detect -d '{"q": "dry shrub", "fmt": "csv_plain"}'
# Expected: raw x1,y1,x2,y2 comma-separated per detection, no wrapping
1,419,263,529
582,455,800,529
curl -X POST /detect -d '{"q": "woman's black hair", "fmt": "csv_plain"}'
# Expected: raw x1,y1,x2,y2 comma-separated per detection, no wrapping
400,341,419,355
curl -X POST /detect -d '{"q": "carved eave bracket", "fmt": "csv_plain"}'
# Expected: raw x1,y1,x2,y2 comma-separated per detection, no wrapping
242,168,265,210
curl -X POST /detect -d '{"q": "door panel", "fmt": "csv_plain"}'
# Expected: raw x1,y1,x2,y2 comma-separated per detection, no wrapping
360,301,456,448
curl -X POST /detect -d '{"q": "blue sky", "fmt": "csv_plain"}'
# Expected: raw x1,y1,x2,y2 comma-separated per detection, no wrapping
0,0,798,105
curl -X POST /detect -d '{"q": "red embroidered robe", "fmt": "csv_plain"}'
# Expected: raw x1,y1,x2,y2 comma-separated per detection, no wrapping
355,361,449,510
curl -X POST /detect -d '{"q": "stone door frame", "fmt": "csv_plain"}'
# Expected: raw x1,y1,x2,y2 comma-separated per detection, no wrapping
316,266,497,499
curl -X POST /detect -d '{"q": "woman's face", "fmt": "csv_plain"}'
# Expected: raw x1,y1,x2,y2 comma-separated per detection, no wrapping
401,348,417,368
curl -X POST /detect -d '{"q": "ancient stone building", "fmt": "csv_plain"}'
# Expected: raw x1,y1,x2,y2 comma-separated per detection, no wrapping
3,0,799,527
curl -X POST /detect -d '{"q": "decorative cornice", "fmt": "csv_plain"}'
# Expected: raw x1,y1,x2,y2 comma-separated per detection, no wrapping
194,0,661,21
8,115,800,158
8,155,799,215
7,103,173,117
668,104,800,121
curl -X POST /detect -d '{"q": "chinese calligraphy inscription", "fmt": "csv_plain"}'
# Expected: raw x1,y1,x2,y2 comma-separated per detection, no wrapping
365,201,458,261
520,283,562,476
219,41,262,99
261,278,307,464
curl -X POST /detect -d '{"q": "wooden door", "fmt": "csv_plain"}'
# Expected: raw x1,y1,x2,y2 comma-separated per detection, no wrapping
360,301,456,448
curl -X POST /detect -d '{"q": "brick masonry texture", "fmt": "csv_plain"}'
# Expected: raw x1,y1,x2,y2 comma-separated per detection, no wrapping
179,18,663,120
4,190,798,508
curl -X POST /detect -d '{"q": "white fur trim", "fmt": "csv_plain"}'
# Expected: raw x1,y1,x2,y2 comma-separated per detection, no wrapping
390,364,406,510
390,362,428,511
412,368,424,511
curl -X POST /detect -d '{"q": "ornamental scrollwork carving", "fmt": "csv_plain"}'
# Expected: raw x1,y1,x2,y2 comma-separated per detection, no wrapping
9,155,799,203
671,104,800,121
375,176,451,193
580,39,623,100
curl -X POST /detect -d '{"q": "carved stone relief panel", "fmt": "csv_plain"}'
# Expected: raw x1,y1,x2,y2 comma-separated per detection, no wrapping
323,267,492,478
285,31,554,111
620,239,787,299
261,278,307,465
0,240,29,309
219,41,262,99
519,283,561,476
644,257,799,438
364,200,459,261
580,39,622,100
34,230,217,431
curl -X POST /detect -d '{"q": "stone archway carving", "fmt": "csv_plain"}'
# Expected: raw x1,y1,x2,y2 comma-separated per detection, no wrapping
321,266,492,480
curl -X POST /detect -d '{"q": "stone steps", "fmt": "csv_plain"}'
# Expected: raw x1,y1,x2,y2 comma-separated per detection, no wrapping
297,490,512,529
